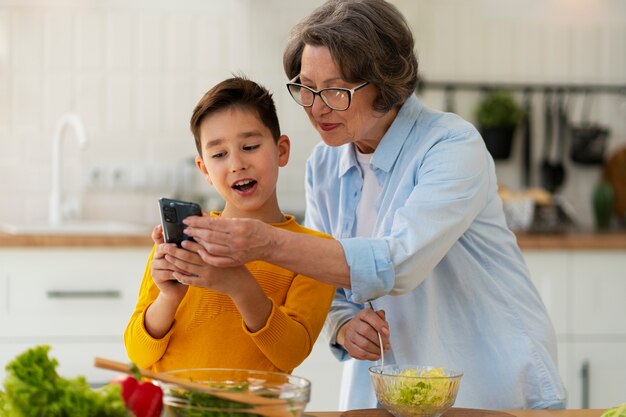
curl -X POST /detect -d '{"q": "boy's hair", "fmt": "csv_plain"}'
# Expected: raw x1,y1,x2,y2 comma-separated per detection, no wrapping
190,76,281,156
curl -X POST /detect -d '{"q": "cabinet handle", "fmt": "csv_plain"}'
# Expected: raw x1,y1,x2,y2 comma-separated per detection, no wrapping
580,360,590,409
46,290,121,299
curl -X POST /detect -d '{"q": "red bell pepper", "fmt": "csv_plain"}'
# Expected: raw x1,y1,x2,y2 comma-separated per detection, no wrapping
113,368,163,417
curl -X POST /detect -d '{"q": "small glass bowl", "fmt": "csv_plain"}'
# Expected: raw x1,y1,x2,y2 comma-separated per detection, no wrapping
369,365,463,417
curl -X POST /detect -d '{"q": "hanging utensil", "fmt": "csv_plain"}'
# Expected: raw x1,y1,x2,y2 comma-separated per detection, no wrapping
551,91,568,192
540,90,557,192
570,90,610,165
522,89,532,187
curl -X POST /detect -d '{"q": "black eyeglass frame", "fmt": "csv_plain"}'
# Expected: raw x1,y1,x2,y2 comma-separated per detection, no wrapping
286,76,370,111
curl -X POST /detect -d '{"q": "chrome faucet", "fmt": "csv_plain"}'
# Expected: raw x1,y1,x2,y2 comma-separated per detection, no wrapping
49,113,89,225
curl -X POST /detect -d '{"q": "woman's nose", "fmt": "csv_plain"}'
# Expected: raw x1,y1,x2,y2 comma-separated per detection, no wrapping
310,95,332,117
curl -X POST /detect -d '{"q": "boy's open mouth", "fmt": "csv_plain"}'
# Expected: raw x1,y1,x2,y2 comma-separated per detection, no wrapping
232,179,257,192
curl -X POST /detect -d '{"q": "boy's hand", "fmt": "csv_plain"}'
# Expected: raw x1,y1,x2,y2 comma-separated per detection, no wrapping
337,308,391,361
150,225,189,302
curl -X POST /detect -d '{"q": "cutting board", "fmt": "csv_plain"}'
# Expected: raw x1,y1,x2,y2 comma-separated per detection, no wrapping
341,408,517,417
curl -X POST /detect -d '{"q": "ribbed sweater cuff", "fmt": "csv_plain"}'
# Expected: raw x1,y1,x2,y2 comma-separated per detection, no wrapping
244,300,289,347
135,310,173,354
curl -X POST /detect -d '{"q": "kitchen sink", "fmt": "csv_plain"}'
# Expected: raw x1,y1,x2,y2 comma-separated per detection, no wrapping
0,221,151,236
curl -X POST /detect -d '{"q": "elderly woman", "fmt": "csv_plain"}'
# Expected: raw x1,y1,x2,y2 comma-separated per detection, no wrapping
180,0,566,410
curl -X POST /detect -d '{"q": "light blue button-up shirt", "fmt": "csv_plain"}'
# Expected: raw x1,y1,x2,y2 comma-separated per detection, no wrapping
304,95,567,410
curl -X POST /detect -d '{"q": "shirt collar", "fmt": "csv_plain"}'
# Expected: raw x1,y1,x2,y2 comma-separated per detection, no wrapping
372,94,422,173
337,94,422,177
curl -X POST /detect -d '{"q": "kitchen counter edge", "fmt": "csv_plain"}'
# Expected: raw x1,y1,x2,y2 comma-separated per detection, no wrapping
0,232,625,249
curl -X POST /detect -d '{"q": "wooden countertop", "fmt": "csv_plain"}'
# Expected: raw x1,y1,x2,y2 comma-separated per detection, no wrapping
308,409,605,417
515,231,626,250
0,232,154,248
0,231,625,250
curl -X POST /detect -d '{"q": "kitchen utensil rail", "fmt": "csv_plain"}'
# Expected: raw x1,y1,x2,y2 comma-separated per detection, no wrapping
417,80,626,95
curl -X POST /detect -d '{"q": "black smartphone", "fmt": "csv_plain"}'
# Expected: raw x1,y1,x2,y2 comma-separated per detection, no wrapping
158,197,202,247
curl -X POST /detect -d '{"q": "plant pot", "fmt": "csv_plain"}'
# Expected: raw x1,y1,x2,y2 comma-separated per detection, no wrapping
480,126,516,160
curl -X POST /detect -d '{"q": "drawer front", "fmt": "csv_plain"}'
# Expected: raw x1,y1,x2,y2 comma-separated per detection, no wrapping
2,248,147,337
0,340,129,385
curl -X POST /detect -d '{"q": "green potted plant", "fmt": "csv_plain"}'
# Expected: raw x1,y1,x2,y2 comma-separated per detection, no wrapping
474,89,525,160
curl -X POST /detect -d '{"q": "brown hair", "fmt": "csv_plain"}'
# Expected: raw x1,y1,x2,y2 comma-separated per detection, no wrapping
190,76,281,156
283,0,418,113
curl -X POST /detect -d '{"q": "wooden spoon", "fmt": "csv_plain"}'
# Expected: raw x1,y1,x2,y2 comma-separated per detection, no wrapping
94,357,296,417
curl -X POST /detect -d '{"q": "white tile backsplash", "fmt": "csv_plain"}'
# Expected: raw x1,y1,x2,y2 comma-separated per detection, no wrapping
44,12,73,70
106,74,132,132
106,13,132,70
12,74,41,134
76,12,104,70
137,14,163,71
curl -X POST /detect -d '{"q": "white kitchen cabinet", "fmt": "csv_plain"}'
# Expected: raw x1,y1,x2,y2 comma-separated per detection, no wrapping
0,247,148,385
523,249,626,409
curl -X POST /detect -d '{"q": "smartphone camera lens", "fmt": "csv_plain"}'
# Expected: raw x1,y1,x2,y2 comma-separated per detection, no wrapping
163,205,178,223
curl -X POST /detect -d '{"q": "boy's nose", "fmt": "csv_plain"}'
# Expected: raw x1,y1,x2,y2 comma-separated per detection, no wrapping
229,155,247,172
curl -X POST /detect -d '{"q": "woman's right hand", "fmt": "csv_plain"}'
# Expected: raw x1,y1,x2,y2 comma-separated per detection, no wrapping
182,214,276,267
338,308,391,361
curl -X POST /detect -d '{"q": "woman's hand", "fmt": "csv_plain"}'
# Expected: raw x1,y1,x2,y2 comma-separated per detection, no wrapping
337,308,391,361
182,215,277,267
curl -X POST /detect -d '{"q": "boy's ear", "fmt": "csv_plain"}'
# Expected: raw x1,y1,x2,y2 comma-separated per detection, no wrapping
195,155,213,185
277,135,290,168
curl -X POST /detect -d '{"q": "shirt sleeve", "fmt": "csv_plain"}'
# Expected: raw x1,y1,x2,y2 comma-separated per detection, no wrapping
124,246,173,369
341,128,491,303
243,272,336,373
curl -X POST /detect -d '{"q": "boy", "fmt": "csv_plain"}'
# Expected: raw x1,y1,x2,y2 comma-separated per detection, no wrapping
124,77,336,374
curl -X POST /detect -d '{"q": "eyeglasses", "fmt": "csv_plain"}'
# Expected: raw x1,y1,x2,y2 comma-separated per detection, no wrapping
286,76,369,111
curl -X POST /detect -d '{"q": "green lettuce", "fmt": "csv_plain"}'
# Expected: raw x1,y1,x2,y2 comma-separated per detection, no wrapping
0,345,129,417
602,404,626,417
384,367,452,407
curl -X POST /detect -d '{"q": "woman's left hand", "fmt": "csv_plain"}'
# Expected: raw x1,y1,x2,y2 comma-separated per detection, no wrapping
338,308,391,361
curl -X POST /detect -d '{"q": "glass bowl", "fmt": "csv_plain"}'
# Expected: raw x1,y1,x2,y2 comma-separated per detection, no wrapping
369,365,463,417
157,368,310,417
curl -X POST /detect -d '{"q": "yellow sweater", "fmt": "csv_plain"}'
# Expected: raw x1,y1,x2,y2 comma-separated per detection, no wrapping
124,214,335,373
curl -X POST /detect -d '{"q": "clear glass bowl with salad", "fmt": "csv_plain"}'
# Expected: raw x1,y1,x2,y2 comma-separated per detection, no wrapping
369,365,463,417
157,368,310,417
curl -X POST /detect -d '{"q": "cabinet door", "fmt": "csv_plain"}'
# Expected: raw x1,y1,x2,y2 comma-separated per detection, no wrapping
1,248,147,337
564,341,626,409
571,251,626,335
523,250,569,335
0,272,7,323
